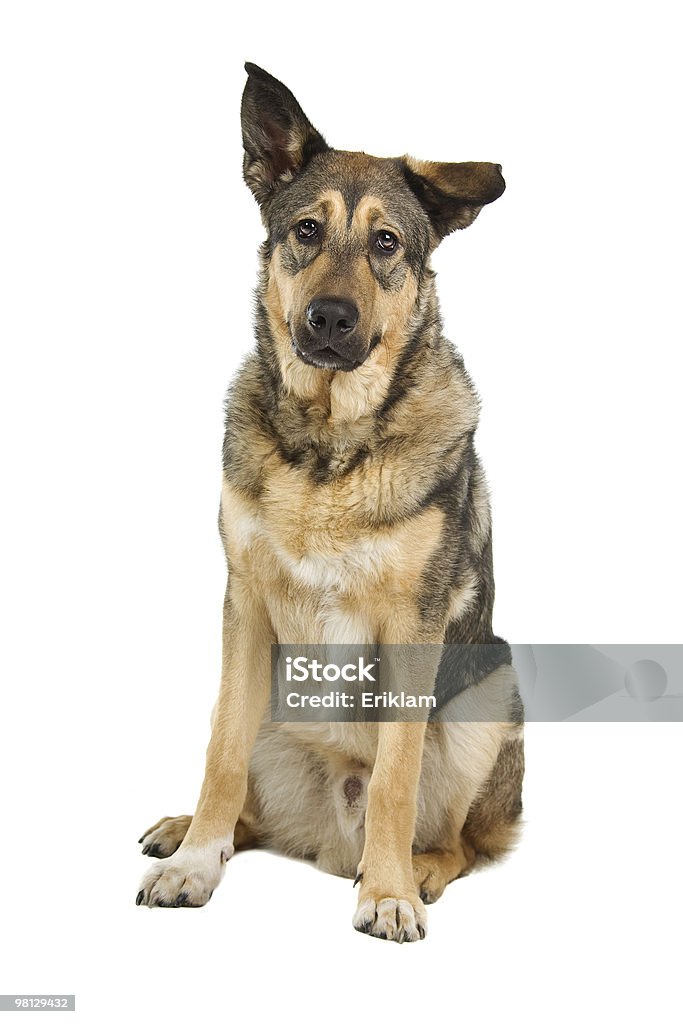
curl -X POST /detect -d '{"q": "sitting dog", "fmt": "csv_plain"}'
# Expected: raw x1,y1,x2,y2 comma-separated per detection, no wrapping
136,63,524,942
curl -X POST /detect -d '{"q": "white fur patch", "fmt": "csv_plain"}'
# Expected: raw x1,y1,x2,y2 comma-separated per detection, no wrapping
274,532,401,591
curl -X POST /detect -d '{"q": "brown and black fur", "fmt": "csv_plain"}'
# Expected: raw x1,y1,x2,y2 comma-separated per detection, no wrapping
137,63,524,942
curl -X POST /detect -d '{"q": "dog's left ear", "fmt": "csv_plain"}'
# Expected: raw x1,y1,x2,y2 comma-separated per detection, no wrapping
241,63,329,208
401,157,505,240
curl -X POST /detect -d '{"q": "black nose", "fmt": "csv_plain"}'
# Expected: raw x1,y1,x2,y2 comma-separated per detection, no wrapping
306,297,359,346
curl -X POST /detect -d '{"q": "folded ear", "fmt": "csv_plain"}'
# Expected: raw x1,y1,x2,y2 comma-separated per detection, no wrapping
401,157,506,239
241,63,329,208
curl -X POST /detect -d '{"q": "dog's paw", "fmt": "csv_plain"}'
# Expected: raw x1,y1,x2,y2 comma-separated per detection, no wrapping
138,815,192,859
412,843,475,904
412,854,448,905
352,894,427,942
136,840,232,908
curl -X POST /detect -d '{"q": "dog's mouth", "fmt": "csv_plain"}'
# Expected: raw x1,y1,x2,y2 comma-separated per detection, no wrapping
290,325,383,374
292,341,363,373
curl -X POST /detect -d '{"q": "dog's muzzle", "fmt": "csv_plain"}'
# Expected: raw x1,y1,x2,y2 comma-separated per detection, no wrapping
293,296,366,371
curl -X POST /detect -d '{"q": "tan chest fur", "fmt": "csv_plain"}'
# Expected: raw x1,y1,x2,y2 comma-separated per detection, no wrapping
221,455,445,645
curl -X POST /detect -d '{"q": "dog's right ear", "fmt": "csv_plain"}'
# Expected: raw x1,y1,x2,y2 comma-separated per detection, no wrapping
241,63,329,208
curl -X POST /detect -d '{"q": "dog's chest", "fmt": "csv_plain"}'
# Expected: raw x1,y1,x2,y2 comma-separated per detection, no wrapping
221,460,444,643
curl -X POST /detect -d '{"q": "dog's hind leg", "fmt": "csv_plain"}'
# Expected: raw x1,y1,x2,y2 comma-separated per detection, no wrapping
409,731,482,904
410,715,523,904
139,816,192,859
462,730,524,861
412,838,476,904
139,813,260,860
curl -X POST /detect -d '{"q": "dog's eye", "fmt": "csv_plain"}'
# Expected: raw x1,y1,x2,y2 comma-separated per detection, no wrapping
376,230,398,253
296,219,319,242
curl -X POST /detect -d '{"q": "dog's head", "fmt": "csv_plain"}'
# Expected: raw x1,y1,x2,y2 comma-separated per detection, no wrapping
241,63,505,378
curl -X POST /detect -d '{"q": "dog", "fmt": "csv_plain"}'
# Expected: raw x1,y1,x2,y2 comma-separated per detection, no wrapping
136,63,524,942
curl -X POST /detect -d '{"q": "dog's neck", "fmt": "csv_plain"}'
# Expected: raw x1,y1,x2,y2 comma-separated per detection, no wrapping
223,278,479,495
257,274,444,431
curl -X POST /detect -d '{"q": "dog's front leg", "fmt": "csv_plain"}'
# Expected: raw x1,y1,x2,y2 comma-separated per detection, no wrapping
353,721,428,941
137,587,272,908
353,641,441,941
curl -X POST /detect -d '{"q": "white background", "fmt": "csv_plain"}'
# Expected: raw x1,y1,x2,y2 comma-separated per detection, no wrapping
1,1,681,1021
